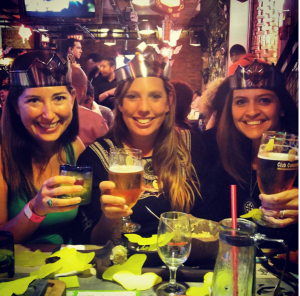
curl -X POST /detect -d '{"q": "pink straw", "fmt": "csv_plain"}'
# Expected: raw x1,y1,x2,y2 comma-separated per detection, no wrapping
231,185,238,296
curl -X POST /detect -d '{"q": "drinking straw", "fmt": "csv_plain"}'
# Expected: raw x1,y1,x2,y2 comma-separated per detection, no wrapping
231,185,238,296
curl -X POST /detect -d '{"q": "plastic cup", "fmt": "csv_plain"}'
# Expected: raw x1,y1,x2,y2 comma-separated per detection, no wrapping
59,165,93,205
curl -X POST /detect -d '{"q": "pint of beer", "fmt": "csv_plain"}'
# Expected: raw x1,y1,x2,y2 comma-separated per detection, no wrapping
109,165,143,208
255,132,298,227
257,151,298,194
108,148,143,233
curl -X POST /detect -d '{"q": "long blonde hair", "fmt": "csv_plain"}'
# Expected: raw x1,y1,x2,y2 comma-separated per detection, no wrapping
110,78,200,212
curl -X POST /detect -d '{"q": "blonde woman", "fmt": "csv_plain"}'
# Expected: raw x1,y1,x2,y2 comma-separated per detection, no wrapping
77,52,216,244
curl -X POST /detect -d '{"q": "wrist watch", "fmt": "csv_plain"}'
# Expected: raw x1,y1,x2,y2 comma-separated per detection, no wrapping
24,202,46,223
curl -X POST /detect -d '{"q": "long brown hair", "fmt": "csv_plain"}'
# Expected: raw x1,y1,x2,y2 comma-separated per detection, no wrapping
108,78,200,212
217,87,298,185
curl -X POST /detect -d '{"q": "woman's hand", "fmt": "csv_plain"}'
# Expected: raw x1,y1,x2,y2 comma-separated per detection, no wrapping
100,181,132,219
259,188,298,227
31,176,83,216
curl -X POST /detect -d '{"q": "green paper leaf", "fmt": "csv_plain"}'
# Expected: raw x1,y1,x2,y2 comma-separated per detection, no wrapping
0,276,37,296
103,254,147,281
113,271,162,291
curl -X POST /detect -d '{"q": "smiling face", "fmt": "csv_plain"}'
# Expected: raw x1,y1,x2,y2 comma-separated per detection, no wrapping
232,88,282,141
16,86,75,145
118,77,170,143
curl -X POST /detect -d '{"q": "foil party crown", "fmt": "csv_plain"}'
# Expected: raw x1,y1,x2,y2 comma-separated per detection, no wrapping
10,52,72,88
115,51,170,83
229,59,284,90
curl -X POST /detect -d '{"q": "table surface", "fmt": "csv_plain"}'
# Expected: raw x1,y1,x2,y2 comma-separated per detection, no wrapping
13,244,296,296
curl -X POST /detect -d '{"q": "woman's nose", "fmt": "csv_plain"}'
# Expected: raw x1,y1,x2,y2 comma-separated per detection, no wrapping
42,103,55,119
245,102,260,117
137,98,150,114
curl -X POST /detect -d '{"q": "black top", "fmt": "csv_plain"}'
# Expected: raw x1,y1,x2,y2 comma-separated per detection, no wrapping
77,130,218,241
92,76,117,110
201,127,298,249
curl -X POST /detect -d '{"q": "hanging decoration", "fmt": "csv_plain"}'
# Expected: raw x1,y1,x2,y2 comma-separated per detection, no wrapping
18,25,32,44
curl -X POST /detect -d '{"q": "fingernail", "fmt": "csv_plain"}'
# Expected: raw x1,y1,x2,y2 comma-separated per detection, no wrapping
259,194,262,200
123,205,128,210
74,197,81,202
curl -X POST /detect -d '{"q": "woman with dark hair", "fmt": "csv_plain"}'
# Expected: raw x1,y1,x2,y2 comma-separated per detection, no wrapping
0,51,85,244
77,52,215,244
203,60,298,246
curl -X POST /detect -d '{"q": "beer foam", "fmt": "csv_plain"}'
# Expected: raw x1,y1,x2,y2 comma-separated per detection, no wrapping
258,152,298,161
109,165,143,173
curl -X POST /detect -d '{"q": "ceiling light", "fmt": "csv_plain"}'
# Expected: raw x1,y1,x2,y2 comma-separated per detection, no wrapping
132,0,150,6
147,33,159,46
99,28,109,33
190,35,201,46
139,20,155,35
104,39,116,46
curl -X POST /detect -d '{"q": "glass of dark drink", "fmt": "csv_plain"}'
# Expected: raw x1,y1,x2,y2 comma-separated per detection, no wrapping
108,148,143,233
255,131,298,227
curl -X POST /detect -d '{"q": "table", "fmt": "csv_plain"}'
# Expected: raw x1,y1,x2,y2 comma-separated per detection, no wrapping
13,244,296,296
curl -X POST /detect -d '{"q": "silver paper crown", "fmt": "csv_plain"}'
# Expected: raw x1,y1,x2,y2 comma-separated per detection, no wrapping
115,52,170,83
229,59,285,90
10,52,72,88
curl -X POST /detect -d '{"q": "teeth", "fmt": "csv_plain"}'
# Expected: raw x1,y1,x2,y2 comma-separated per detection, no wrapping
39,123,58,129
137,118,151,124
246,121,261,125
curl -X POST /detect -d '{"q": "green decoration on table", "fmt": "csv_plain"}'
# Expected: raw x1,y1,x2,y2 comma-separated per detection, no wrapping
103,254,147,281
186,272,214,296
58,275,80,288
113,271,162,291
240,208,262,220
15,249,49,267
0,275,37,296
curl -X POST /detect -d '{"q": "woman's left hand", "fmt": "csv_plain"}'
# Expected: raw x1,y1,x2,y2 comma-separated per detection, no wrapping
259,188,298,227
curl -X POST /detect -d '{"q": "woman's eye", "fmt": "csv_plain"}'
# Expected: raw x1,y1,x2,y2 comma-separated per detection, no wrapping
234,99,246,106
126,94,137,100
151,94,162,100
259,97,272,104
27,98,40,104
54,96,66,103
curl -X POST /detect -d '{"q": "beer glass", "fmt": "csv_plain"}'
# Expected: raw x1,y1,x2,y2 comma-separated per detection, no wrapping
156,212,191,296
255,131,298,227
108,148,143,233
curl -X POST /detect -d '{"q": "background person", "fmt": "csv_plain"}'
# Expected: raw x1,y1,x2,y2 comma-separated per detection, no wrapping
94,57,117,110
0,51,85,244
72,65,109,147
171,80,193,130
86,53,102,82
65,38,82,68
228,44,258,76
81,81,114,128
77,52,216,245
